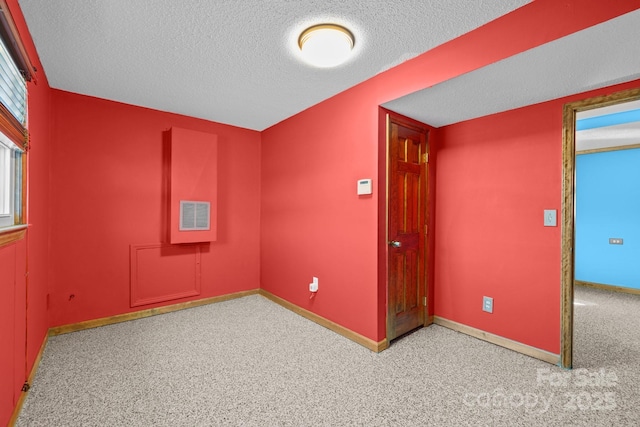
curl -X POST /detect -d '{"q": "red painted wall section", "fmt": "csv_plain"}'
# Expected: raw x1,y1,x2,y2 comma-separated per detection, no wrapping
262,89,381,340
435,102,563,353
0,240,26,427
434,79,640,354
169,127,218,244
49,90,261,327
12,238,26,402
261,1,640,343
24,53,52,373
0,243,17,427
0,1,53,424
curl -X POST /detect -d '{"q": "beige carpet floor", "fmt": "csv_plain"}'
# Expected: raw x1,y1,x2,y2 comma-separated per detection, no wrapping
15,285,640,426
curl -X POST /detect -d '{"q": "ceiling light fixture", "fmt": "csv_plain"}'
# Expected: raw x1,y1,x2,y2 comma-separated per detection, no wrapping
298,24,354,68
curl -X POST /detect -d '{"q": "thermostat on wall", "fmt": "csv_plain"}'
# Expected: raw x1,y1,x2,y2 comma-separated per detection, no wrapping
357,179,372,195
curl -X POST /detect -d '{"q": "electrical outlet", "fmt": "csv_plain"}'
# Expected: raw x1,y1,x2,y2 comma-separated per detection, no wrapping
309,276,319,292
483,296,493,313
609,238,623,245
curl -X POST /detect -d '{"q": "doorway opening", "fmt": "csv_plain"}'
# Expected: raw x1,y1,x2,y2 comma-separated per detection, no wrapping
561,87,640,368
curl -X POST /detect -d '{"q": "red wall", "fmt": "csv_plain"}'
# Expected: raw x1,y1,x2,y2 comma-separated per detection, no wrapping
435,79,640,353
0,1,53,425
434,102,564,353
24,50,52,373
48,91,261,327
261,84,382,340
0,245,14,426
261,0,640,344
0,239,26,427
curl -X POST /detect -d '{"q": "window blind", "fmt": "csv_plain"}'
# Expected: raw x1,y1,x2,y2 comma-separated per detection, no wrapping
0,35,25,124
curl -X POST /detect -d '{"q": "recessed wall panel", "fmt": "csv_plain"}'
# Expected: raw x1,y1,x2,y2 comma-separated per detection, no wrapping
130,243,201,307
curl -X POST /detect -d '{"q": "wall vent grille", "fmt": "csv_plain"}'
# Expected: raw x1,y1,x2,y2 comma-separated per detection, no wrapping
179,201,210,231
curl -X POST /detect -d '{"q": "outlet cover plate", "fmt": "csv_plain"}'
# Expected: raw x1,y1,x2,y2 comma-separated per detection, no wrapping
483,296,493,313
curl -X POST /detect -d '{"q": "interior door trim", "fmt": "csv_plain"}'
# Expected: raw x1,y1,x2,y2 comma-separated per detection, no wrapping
560,87,640,369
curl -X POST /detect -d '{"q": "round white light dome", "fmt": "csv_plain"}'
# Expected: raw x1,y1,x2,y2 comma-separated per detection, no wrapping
298,24,354,68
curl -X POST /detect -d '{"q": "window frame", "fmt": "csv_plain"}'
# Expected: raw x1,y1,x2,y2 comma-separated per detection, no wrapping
0,139,14,221
0,0,34,246
0,134,23,227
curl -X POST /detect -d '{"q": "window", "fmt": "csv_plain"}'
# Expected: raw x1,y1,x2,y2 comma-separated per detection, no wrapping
0,0,33,234
0,31,27,123
0,131,21,227
0,30,26,229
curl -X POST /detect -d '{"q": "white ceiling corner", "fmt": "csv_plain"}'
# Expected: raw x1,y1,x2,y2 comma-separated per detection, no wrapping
18,0,530,131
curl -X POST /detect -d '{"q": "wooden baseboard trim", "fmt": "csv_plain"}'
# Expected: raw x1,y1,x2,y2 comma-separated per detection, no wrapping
576,280,640,296
49,289,260,336
259,290,387,352
433,316,560,365
377,338,389,352
9,334,48,426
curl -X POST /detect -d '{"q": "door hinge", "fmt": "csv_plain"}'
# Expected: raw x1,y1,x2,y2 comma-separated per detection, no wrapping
422,153,429,163
423,296,427,307
425,224,428,235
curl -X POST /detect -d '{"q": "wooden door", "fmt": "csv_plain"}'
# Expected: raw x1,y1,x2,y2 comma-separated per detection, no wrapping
387,117,428,341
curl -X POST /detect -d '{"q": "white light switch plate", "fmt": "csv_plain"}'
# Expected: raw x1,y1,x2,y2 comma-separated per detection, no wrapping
544,209,557,227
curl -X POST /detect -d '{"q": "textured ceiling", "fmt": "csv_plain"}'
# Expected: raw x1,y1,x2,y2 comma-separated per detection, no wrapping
384,9,640,128
17,0,530,131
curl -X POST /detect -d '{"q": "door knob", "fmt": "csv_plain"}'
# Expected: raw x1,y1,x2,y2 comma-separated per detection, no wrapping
389,240,401,248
